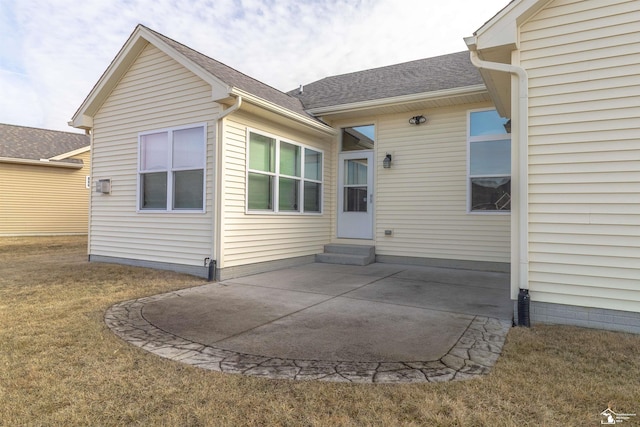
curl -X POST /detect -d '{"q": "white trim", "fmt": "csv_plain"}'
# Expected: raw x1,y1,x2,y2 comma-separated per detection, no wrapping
0,156,84,169
136,122,207,213
245,127,324,215
337,150,375,239
49,145,90,161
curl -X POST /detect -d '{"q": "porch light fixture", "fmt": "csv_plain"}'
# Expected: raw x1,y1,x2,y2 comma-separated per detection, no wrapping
409,115,427,125
383,154,392,168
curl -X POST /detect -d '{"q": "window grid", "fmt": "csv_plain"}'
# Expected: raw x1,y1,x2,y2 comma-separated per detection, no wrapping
138,124,206,213
467,109,511,214
247,130,323,214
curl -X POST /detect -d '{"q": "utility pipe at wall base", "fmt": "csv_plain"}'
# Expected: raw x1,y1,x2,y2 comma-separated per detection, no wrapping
207,259,217,282
467,49,531,326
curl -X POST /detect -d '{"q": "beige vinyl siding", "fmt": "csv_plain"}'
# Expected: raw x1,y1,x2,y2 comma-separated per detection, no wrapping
90,43,219,266
0,151,90,236
374,103,510,263
220,111,333,268
520,0,640,312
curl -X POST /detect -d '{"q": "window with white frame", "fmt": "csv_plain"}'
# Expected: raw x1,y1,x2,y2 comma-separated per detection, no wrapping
247,130,323,214
468,109,511,212
138,124,206,211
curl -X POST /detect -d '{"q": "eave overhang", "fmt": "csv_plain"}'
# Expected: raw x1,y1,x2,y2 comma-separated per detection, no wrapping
0,157,85,169
306,85,491,121
465,0,552,117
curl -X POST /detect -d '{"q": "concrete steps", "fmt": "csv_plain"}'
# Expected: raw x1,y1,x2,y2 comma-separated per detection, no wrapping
316,244,375,266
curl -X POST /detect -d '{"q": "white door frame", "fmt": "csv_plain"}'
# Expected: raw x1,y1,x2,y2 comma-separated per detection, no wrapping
337,150,374,239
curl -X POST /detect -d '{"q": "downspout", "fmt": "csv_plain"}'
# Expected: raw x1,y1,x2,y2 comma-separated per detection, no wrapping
209,95,242,281
467,48,530,325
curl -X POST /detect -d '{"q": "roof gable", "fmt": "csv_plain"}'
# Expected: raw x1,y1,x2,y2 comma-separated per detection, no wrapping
146,27,310,118
470,0,551,60
70,25,312,130
289,51,484,111
0,123,89,161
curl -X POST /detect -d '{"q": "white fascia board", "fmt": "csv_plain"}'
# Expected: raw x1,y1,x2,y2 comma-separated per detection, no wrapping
49,145,90,161
70,27,149,129
68,114,93,130
230,88,336,136
472,0,551,52
0,157,84,169
306,85,488,116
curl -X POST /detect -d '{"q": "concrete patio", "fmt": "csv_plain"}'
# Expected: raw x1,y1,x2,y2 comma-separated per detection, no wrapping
105,262,513,383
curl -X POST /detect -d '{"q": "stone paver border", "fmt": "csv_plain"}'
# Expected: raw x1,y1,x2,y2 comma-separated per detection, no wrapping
104,290,512,383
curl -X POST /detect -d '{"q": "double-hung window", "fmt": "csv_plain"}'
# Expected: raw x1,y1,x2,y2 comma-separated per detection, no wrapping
247,130,323,214
138,124,206,212
468,109,511,212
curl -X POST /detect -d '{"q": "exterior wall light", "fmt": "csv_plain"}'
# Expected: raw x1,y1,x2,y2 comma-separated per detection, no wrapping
409,115,427,125
383,154,392,168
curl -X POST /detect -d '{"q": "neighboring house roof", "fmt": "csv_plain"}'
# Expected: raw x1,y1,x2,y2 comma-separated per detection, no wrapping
0,123,89,168
289,51,484,111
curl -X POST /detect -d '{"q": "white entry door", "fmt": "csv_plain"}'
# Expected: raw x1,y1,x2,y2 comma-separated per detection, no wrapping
337,151,374,239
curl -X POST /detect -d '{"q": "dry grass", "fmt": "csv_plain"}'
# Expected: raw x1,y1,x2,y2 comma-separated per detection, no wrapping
1,236,639,426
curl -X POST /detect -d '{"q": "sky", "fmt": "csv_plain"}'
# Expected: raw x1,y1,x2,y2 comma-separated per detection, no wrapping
0,0,509,133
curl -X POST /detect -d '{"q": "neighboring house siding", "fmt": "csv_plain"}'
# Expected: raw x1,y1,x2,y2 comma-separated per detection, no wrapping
0,151,90,236
90,43,219,266
220,111,333,269
374,103,510,264
520,0,640,312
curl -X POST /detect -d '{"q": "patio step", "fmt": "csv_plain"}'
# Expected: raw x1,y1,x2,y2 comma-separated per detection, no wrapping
316,244,375,266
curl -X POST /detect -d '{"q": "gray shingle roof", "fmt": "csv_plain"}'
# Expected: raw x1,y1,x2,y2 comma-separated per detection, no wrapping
0,123,89,161
288,51,483,110
143,25,313,119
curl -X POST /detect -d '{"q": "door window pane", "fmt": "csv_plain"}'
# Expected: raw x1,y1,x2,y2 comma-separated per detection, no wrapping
249,132,275,172
248,172,273,210
173,169,204,209
345,159,367,185
141,172,167,209
280,142,301,177
278,177,299,211
344,187,367,212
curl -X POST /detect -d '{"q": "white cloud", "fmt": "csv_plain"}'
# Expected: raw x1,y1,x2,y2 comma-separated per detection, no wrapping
0,0,509,131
